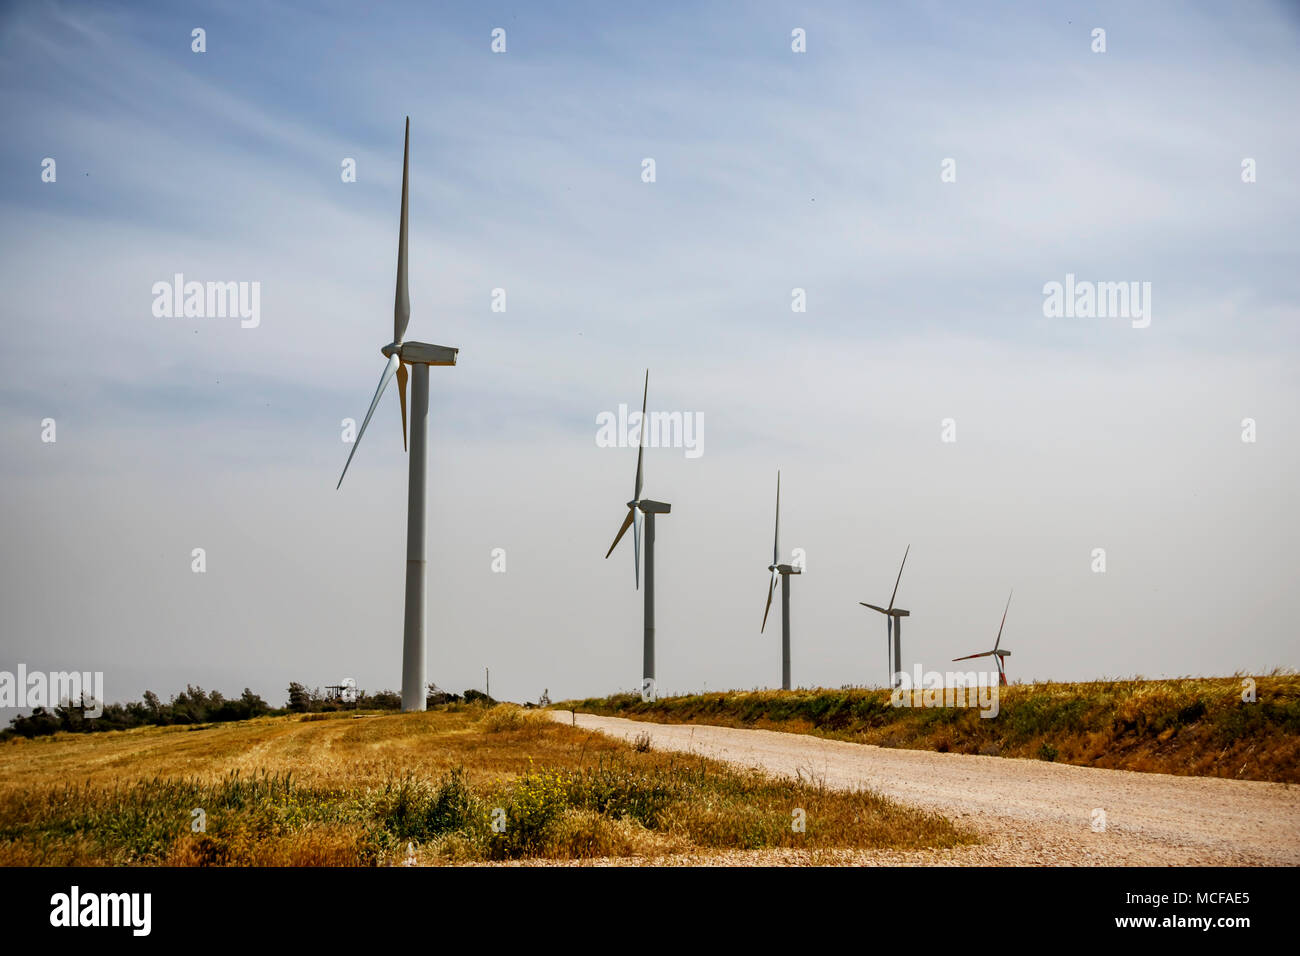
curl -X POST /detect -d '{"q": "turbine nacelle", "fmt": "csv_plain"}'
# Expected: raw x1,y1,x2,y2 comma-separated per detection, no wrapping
860,603,909,617
382,341,459,365
953,648,1011,660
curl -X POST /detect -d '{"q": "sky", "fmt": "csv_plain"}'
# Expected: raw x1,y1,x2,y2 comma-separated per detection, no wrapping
1,0,1297,714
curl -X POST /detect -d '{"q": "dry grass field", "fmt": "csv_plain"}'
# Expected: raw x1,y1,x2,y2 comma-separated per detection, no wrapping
0,703,974,866
564,674,1300,783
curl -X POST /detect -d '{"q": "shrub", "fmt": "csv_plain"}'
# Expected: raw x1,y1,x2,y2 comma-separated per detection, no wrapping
481,704,531,733
368,770,475,842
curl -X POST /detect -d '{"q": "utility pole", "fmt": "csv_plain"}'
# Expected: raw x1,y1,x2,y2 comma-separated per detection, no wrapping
486,667,490,700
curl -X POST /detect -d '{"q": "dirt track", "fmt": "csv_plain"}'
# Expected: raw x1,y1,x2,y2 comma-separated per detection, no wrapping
552,711,1300,866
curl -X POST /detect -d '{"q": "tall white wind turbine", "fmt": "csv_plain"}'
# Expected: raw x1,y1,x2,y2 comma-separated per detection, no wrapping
336,118,459,712
605,371,671,698
952,591,1014,686
761,471,801,690
859,546,912,689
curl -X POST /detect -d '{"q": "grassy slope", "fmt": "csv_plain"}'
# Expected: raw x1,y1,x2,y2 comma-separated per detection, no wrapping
563,675,1300,783
0,704,972,865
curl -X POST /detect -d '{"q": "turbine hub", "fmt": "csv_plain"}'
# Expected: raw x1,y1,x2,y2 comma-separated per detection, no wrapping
381,342,401,358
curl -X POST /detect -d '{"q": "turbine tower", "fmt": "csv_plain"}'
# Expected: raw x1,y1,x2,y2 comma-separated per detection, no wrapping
604,371,671,698
336,117,458,712
760,471,801,690
859,546,911,689
952,591,1013,686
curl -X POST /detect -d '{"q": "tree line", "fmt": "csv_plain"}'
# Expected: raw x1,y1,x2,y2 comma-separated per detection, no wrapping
2,682,495,740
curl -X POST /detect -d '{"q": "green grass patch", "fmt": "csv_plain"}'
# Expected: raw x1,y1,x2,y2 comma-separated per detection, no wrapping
560,673,1300,783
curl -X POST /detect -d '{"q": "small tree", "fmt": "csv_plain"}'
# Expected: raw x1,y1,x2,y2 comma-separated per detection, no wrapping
359,689,401,710
239,688,270,717
286,682,312,713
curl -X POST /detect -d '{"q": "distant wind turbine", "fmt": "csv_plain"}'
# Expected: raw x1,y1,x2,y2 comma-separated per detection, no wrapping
604,371,671,696
336,117,459,713
859,546,911,689
952,591,1013,686
761,471,801,690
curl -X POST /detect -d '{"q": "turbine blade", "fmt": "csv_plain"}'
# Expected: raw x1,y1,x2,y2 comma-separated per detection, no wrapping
394,117,411,345
396,361,408,452
604,507,635,559
633,507,642,590
998,658,1007,685
634,370,647,501
952,651,995,661
772,470,781,567
888,544,910,611
994,590,1012,650
337,353,401,489
859,603,888,615
762,569,777,633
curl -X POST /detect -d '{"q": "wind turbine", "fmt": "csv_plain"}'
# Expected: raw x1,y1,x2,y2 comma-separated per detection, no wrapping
336,117,459,713
859,546,911,689
952,591,1013,686
760,471,801,690
604,371,671,698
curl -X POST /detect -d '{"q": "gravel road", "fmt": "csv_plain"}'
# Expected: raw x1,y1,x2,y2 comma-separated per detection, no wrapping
552,711,1300,866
